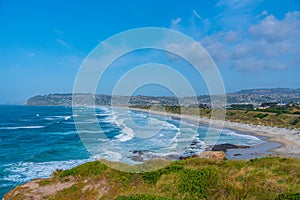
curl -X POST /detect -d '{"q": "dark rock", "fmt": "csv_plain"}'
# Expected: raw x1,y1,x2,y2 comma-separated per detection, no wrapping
210,143,249,152
128,150,150,162
131,150,148,155
129,155,145,162
234,153,242,156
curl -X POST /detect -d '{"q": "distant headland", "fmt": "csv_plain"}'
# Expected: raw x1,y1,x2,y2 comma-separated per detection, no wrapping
26,88,300,107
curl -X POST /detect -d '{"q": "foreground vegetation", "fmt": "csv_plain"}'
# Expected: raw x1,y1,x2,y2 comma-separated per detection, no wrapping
4,157,300,199
131,105,300,129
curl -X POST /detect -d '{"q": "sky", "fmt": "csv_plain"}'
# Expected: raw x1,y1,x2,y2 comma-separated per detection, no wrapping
0,0,300,103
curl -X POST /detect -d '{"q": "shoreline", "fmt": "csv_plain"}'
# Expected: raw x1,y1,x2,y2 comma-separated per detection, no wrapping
125,107,300,157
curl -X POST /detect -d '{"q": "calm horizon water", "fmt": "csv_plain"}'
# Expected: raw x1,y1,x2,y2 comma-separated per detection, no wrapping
0,105,263,198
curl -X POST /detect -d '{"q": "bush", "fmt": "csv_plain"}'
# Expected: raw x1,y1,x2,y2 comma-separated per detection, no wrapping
179,167,218,199
275,192,300,200
253,113,268,119
142,165,184,184
59,161,107,178
227,112,236,116
291,118,300,126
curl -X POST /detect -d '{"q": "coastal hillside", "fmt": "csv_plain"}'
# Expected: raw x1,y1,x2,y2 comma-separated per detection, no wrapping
25,88,300,106
235,88,300,95
4,157,300,200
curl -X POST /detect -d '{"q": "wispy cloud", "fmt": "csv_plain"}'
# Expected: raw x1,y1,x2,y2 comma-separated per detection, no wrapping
192,9,201,20
25,51,36,57
56,38,71,49
215,0,263,31
170,1,300,72
256,10,268,18
53,28,64,35
171,18,181,28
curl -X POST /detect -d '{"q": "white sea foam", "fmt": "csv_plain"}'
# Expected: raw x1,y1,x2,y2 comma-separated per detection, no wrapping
95,113,110,117
0,126,45,130
166,143,178,149
113,111,183,142
170,130,182,143
44,117,56,121
53,115,68,119
98,138,109,142
2,158,93,184
223,131,261,141
0,183,12,188
176,137,197,143
163,123,179,131
48,131,77,135
98,109,117,123
104,111,137,142
102,116,117,123
64,116,72,120
133,113,148,118
62,122,75,125
99,107,111,113
44,115,72,121
101,151,122,162
148,151,179,157
115,126,135,142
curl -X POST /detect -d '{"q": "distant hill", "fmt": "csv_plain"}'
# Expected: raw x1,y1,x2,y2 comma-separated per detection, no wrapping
228,88,300,105
26,94,112,106
26,88,300,106
235,88,300,95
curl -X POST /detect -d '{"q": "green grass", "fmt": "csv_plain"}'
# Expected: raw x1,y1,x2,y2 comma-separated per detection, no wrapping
38,179,52,186
5,157,300,200
275,192,300,200
142,165,184,184
58,161,108,178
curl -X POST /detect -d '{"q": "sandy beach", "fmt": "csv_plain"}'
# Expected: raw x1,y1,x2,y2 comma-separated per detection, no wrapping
127,107,300,157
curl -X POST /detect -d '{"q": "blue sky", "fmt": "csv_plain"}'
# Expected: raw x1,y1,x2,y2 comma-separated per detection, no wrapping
0,0,300,103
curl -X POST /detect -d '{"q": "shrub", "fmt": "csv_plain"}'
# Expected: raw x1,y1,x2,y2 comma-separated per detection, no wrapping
275,192,300,200
142,165,184,184
253,113,268,119
291,118,300,126
59,161,107,178
227,112,236,116
179,167,218,199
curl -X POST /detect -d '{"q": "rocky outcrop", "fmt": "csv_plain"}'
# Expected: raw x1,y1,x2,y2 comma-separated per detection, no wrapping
210,143,249,152
195,151,226,160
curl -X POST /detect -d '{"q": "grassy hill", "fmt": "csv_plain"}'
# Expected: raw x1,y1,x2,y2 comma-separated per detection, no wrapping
4,157,300,200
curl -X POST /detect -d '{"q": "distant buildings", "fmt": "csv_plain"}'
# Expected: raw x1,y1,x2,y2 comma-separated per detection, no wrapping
26,88,300,108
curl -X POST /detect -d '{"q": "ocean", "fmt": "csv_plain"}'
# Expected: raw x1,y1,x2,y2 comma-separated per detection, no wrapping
0,105,264,198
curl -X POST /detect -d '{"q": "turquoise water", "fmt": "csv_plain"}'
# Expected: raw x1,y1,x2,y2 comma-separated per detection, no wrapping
0,105,263,198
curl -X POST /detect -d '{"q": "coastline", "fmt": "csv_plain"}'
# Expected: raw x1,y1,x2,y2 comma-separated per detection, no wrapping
126,107,300,157
2,105,300,199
